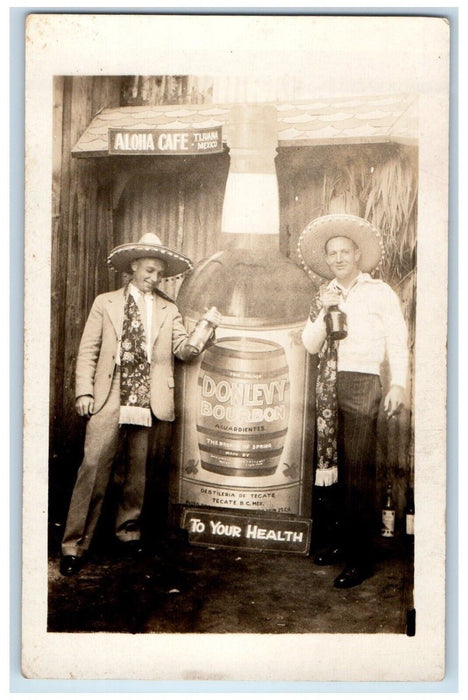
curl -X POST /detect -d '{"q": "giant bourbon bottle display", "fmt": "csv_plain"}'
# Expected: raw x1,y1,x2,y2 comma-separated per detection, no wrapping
175,248,316,517
174,103,316,518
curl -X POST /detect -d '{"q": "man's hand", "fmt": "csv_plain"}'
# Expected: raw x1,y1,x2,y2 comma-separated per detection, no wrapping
320,289,342,311
203,306,222,328
75,395,94,417
384,385,405,419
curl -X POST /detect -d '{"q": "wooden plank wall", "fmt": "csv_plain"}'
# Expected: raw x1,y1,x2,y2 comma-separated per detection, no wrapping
112,155,230,301
49,76,229,524
50,76,122,519
121,75,215,106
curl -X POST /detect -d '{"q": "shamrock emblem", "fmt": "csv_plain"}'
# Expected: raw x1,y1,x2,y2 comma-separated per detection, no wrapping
282,462,298,479
185,459,199,475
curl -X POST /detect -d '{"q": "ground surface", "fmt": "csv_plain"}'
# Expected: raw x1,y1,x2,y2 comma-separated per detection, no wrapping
48,530,413,635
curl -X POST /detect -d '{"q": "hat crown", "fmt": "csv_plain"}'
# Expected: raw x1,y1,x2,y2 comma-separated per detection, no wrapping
298,214,383,280
107,230,193,278
138,232,163,247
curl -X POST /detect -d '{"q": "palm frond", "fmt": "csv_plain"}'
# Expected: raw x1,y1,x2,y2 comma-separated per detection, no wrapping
320,145,418,285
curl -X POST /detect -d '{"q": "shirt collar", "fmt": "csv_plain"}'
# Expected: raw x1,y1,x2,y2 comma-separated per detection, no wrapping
129,282,153,300
331,271,371,293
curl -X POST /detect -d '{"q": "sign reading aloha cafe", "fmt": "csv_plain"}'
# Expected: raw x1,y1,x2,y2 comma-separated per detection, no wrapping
108,126,223,155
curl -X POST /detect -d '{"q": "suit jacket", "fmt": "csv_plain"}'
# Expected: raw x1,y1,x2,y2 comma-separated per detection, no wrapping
75,286,196,421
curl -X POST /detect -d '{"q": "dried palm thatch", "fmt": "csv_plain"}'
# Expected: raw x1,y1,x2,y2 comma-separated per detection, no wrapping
319,145,418,286
121,76,213,105
361,153,418,284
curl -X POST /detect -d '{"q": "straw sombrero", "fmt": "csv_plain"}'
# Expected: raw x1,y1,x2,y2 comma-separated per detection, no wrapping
298,214,384,280
107,233,193,279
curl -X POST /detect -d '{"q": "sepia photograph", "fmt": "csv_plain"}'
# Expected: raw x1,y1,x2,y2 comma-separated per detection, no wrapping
22,13,450,682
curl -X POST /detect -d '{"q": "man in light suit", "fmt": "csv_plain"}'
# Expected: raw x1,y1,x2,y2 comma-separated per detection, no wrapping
60,233,220,576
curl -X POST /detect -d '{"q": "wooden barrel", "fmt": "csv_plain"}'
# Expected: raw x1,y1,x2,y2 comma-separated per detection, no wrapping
197,337,290,477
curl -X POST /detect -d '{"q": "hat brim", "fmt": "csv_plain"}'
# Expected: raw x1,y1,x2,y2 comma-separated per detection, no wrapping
107,243,193,278
298,214,384,280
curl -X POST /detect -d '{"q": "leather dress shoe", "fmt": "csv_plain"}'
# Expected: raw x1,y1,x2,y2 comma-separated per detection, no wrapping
313,546,344,566
333,565,373,589
59,555,84,576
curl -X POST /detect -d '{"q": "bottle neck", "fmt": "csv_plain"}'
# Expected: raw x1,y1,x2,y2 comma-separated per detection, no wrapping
385,486,394,508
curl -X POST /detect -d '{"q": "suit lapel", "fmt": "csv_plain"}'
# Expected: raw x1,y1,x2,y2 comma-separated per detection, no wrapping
105,286,166,346
151,293,168,348
106,287,126,339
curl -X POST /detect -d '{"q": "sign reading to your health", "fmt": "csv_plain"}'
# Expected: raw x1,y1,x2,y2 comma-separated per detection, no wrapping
182,508,311,555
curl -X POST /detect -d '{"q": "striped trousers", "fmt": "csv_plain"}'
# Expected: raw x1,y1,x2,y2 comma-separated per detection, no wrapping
335,371,382,566
313,372,382,565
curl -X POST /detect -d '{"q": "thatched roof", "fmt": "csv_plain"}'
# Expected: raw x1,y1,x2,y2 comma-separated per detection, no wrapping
72,93,417,157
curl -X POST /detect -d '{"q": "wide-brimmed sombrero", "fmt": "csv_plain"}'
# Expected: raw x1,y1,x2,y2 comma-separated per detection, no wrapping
298,214,384,280
107,232,193,279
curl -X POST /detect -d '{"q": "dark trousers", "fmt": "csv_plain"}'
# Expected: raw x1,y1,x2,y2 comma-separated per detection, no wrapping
337,371,382,566
314,372,382,567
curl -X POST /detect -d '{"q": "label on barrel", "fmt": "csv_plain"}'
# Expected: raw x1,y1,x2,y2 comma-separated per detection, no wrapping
182,508,312,555
197,337,289,477
176,322,314,516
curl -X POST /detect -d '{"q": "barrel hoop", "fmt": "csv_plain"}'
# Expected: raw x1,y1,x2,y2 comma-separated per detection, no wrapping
197,362,288,381
205,337,285,360
200,462,277,477
199,444,284,459
205,347,285,361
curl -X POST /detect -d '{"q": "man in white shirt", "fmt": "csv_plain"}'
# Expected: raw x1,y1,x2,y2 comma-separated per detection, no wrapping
60,233,221,576
300,215,408,588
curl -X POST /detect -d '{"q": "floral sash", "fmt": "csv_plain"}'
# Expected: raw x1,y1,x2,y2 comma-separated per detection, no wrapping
119,291,152,427
311,287,339,486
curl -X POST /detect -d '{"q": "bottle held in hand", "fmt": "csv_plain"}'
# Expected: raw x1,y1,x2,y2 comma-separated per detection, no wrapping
324,305,348,340
186,306,219,355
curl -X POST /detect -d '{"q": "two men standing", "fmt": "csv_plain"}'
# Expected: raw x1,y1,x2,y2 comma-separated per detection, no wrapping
301,215,409,588
60,216,409,590
60,233,220,576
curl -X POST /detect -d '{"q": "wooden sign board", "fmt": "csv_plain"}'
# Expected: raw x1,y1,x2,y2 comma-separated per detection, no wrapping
108,126,223,155
181,507,312,555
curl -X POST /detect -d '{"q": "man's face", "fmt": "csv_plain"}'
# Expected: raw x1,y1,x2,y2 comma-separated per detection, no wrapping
325,236,361,282
131,257,166,293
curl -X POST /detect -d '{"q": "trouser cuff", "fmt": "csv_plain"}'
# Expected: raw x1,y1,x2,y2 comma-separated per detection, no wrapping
116,531,141,543
61,545,86,557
